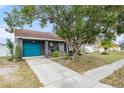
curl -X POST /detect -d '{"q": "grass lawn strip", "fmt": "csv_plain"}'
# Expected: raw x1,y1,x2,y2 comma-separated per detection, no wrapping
0,57,43,88
100,66,124,88
53,52,124,74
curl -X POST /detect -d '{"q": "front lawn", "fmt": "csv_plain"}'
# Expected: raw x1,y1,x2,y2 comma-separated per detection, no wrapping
90,52,124,64
0,57,43,88
52,52,124,73
101,66,124,88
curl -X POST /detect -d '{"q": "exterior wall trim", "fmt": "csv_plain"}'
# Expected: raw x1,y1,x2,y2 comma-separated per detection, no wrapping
15,36,65,42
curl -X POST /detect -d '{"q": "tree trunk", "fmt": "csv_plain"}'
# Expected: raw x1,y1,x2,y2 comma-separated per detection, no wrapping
104,47,107,54
66,39,82,59
11,50,13,58
82,44,85,53
69,42,81,59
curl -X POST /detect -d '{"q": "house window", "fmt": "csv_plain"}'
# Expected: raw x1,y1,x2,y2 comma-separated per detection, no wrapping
49,42,59,52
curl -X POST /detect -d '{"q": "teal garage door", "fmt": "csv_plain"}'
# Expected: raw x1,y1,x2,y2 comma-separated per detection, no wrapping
23,40,42,57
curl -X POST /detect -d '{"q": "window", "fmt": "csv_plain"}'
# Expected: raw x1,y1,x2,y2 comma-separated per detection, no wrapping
49,42,59,52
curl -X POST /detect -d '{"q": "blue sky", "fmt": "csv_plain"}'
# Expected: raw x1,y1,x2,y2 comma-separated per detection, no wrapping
0,6,12,28
0,5,124,44
0,5,53,32
0,5,53,44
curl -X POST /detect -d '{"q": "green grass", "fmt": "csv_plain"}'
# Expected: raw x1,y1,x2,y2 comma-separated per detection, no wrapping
89,52,124,64
53,52,124,73
0,57,43,88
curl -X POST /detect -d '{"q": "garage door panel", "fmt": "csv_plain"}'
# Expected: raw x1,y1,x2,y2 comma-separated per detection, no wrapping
23,40,42,57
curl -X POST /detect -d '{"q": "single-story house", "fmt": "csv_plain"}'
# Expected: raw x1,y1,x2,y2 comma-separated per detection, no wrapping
15,29,66,57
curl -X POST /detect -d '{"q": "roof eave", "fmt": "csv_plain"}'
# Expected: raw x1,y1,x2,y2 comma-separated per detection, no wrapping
15,36,65,42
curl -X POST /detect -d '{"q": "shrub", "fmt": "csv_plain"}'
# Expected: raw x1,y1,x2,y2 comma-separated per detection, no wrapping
51,51,60,57
8,57,13,61
6,39,14,60
14,44,22,62
101,52,109,55
63,53,69,59
63,53,68,57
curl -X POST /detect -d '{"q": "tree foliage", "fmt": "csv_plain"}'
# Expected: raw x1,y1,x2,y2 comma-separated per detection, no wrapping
99,38,113,54
4,5,124,58
6,39,14,59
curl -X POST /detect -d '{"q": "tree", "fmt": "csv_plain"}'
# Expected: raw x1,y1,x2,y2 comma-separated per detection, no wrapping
4,6,124,58
97,6,124,36
6,39,14,59
4,6,101,58
47,6,101,58
99,38,113,54
4,6,37,33
96,6,124,54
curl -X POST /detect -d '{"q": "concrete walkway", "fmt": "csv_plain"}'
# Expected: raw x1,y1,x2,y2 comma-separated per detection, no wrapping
84,59,124,82
26,57,124,88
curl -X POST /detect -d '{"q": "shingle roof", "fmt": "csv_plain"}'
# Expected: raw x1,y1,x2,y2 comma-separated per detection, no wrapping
15,29,64,41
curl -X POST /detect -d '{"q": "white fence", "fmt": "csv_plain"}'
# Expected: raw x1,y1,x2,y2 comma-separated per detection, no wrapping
81,44,121,53
0,45,9,57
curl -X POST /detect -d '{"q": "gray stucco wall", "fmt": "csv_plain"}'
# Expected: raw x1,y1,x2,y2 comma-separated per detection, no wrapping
45,40,49,57
15,38,23,57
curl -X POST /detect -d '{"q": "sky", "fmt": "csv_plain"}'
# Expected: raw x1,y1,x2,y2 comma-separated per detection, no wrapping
0,5,53,44
0,5,124,44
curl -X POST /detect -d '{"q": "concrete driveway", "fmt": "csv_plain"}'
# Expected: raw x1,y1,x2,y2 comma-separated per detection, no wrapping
26,57,114,88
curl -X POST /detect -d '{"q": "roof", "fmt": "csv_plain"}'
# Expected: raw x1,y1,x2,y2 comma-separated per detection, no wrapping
15,29,64,41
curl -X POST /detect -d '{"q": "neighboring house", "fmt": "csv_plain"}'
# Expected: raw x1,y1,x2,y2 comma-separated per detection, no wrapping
109,43,121,52
81,44,99,53
81,43,121,53
98,42,121,52
15,29,66,57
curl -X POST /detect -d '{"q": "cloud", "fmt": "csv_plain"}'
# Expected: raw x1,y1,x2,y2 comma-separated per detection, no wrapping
0,27,14,44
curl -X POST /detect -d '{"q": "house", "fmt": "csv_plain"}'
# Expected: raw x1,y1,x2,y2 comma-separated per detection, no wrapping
109,43,121,52
81,43,121,54
15,29,66,57
81,44,99,53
